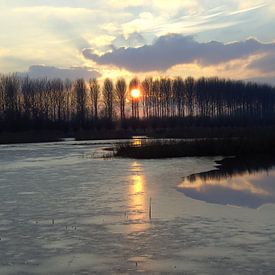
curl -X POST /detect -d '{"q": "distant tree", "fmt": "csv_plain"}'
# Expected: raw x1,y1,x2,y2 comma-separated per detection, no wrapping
185,76,195,116
0,73,275,132
141,77,152,118
102,78,114,120
0,75,5,119
51,79,65,122
151,79,160,117
89,78,100,120
159,78,172,117
74,78,87,125
115,78,127,120
172,77,184,117
129,77,140,119
63,79,73,122
2,74,20,128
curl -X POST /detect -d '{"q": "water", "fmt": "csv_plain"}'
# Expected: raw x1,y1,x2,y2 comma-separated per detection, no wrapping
0,141,275,274
178,157,275,208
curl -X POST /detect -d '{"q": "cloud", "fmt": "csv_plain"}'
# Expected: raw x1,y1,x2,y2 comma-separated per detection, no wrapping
46,16,90,50
107,0,147,9
248,54,275,73
112,32,146,48
246,76,275,86
82,34,275,72
1,0,275,78
12,5,95,18
18,65,101,80
0,48,11,57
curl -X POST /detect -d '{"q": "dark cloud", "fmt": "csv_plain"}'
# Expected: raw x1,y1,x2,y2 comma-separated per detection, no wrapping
82,34,275,72
19,65,100,80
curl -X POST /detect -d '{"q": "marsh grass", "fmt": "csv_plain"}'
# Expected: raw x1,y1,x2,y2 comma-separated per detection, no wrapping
114,134,275,159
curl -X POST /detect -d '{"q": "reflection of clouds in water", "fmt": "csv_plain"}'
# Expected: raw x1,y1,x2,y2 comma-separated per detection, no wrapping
178,164,275,209
180,174,270,195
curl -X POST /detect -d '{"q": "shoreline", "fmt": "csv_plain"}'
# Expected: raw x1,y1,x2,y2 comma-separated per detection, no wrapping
1,126,275,145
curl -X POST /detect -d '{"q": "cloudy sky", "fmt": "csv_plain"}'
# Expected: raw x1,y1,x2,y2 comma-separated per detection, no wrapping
0,0,275,83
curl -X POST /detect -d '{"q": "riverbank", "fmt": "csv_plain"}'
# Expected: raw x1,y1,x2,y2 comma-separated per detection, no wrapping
0,131,64,144
1,126,275,147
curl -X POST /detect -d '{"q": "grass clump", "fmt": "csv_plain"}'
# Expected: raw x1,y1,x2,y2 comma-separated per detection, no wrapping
114,135,275,159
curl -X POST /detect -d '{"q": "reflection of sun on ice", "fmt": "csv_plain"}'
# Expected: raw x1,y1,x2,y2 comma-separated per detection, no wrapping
133,175,143,194
128,164,148,221
129,174,147,220
126,162,152,232
131,88,141,99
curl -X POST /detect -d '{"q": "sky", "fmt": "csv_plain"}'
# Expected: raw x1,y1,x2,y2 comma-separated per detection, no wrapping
0,0,275,84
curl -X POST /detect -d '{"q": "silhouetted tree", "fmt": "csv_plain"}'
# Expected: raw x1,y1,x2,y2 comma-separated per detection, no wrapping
141,77,153,118
102,78,114,120
89,78,100,120
172,77,185,117
0,74,275,132
129,77,140,119
74,78,87,125
115,78,127,120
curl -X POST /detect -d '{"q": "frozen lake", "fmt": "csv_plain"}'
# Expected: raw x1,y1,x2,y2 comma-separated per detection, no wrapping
0,140,275,274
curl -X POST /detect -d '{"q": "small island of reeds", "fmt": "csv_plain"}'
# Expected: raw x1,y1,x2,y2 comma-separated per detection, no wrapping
114,131,275,159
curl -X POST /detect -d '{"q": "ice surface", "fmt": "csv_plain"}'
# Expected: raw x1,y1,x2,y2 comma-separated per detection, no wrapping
0,141,275,274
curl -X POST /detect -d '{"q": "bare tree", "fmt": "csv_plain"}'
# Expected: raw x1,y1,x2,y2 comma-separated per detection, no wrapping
172,77,185,117
115,78,127,120
103,78,114,120
74,78,87,124
159,78,172,117
89,78,100,120
129,77,140,119
141,77,152,118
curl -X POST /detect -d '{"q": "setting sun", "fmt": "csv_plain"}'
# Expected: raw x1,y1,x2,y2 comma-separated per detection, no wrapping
131,88,141,99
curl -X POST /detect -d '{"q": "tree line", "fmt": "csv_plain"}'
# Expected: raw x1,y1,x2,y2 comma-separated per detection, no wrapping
1,74,275,132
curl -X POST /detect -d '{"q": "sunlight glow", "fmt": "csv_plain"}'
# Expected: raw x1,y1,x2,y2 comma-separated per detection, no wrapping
131,88,141,99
